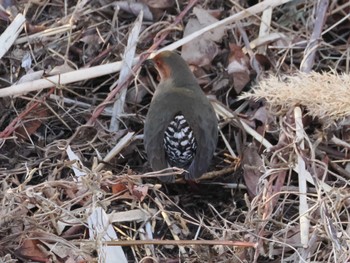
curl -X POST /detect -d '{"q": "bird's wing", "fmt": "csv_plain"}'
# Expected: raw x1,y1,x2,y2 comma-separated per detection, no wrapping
182,93,218,180
144,90,180,183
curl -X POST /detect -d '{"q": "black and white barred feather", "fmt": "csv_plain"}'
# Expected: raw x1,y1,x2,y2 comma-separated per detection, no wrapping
163,114,197,167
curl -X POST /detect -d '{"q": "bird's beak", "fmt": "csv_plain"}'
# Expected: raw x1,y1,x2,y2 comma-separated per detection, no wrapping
143,51,158,68
144,58,155,68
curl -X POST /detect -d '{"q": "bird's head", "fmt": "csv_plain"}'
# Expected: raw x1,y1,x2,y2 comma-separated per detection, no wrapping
146,51,198,88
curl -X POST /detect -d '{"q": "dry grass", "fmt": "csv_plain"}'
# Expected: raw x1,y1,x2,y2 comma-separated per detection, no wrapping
241,71,350,126
1,0,350,262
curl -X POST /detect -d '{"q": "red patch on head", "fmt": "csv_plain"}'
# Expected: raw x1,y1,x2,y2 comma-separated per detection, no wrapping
153,56,171,80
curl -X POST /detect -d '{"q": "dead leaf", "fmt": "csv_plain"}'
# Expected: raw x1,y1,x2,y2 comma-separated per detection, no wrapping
15,239,47,261
251,105,275,136
112,182,128,194
181,7,225,67
193,8,224,42
255,53,271,70
189,64,211,86
126,85,149,104
270,226,301,255
212,77,229,92
227,43,250,94
47,62,75,75
80,33,101,45
17,70,44,84
0,10,10,21
25,22,47,34
141,0,174,9
132,184,148,201
242,144,264,198
42,240,90,262
15,104,48,140
251,106,270,124
114,1,153,21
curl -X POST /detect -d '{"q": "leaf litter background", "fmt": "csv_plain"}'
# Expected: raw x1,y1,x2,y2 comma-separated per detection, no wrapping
1,0,350,262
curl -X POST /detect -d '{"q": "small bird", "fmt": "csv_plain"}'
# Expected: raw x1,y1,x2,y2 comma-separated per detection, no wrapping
144,51,218,183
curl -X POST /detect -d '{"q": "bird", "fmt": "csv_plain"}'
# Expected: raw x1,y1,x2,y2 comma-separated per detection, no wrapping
144,50,218,183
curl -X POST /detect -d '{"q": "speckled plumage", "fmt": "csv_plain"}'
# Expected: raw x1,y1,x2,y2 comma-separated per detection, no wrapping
164,113,197,167
144,51,218,182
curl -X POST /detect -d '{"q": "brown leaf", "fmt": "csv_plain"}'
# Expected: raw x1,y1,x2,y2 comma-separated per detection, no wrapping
15,239,47,261
227,44,250,94
0,10,10,21
126,85,149,104
112,182,128,194
231,71,250,94
181,7,225,67
15,104,48,140
251,106,270,124
254,53,271,70
269,227,301,256
189,65,211,86
25,22,47,34
242,144,264,198
132,184,148,201
193,8,224,42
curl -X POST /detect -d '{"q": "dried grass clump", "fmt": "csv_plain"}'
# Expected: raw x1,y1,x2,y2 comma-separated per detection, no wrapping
241,72,350,126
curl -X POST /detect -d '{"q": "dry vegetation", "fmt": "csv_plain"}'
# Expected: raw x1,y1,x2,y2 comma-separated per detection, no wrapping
1,0,350,262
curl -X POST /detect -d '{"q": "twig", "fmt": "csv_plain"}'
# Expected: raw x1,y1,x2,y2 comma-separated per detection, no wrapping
101,239,257,247
0,14,25,59
0,60,126,97
294,107,310,250
110,12,143,132
257,6,272,54
94,132,135,172
300,0,329,72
